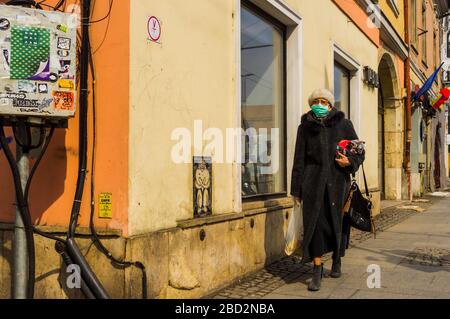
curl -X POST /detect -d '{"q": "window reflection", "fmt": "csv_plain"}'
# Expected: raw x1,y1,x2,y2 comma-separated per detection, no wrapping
334,62,350,118
241,5,286,197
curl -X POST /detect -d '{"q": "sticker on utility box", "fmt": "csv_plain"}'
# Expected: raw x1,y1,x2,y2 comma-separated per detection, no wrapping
0,6,77,118
98,193,112,219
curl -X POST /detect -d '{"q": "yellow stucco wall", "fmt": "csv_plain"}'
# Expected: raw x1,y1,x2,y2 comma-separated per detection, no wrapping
128,0,380,235
128,0,236,235
380,0,405,39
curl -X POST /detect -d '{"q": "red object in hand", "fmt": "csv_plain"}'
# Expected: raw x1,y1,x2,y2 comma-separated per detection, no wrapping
338,140,351,150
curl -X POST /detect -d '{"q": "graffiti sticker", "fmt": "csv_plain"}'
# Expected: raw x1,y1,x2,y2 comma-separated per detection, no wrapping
18,80,36,93
0,6,77,118
37,83,48,93
53,91,74,110
13,98,40,108
0,92,26,99
57,37,71,50
58,60,74,79
2,49,10,67
56,24,68,33
0,18,10,31
57,49,69,57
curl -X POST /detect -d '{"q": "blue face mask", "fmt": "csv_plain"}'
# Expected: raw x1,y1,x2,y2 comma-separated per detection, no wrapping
311,104,330,117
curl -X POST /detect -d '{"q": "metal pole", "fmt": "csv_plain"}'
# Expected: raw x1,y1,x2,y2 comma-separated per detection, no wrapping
12,141,29,299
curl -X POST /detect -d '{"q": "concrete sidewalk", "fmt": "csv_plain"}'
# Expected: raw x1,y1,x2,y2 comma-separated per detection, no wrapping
264,195,450,299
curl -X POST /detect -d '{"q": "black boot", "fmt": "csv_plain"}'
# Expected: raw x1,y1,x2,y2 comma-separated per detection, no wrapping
330,258,342,278
308,264,323,291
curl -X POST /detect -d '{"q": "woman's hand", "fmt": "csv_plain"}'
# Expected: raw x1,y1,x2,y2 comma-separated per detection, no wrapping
335,152,351,168
294,196,302,206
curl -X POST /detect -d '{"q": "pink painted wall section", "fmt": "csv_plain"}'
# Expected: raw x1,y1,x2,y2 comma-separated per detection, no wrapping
395,52,405,89
333,0,380,47
0,0,130,235
409,0,441,91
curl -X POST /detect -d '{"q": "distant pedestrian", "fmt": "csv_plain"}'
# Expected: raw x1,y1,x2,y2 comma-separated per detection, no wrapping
291,88,365,291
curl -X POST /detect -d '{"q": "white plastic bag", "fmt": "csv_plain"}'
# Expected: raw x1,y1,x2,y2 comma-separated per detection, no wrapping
284,201,303,256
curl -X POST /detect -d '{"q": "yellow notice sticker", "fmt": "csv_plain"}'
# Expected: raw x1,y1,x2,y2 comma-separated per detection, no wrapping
58,79,75,90
98,193,112,219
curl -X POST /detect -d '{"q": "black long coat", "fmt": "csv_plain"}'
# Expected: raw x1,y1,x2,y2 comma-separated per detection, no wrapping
291,108,364,262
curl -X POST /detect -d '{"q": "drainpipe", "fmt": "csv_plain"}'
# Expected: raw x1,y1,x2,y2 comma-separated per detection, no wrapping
12,139,29,299
404,0,413,202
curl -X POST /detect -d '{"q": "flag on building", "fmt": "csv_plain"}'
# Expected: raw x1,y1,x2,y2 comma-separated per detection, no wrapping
412,62,444,102
430,87,450,110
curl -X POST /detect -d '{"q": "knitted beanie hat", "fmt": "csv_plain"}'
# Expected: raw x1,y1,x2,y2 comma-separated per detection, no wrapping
308,88,335,106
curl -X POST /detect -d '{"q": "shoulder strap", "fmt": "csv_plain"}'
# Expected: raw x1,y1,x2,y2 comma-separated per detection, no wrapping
351,163,369,197
361,163,369,197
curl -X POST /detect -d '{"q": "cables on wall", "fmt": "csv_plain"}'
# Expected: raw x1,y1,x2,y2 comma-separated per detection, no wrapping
5,0,43,9
62,0,110,299
3,0,148,299
88,43,148,299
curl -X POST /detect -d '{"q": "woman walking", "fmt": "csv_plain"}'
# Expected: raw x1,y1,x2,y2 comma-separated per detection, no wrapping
291,88,365,291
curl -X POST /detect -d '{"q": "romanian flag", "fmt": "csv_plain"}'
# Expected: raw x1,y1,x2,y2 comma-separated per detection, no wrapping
430,87,450,110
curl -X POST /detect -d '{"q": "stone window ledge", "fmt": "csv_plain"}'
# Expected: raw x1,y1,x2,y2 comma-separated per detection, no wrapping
242,196,294,212
177,197,294,230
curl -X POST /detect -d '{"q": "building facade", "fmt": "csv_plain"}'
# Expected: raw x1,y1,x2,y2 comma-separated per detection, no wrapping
128,0,382,298
409,0,448,195
358,0,409,200
440,7,450,178
0,0,446,299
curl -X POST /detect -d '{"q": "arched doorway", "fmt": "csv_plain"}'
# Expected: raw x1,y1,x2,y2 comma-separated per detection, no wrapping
378,53,402,200
378,81,386,199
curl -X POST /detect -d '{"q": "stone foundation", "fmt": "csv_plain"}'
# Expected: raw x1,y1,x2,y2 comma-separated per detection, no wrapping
0,201,291,299
0,196,382,299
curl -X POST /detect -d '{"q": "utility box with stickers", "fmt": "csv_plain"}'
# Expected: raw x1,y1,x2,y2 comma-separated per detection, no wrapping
0,5,77,118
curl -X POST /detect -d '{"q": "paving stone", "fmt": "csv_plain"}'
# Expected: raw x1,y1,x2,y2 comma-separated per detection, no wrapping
328,287,359,299
208,197,446,299
349,290,427,299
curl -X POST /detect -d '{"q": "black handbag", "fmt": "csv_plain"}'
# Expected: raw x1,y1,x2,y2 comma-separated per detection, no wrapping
342,163,376,236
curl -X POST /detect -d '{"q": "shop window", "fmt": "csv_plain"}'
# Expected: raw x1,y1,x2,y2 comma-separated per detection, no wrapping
334,62,351,118
447,32,450,58
421,0,427,64
410,0,418,47
433,31,436,71
241,1,286,198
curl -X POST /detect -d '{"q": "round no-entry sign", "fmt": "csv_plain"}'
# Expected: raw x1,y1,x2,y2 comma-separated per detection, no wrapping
147,16,161,42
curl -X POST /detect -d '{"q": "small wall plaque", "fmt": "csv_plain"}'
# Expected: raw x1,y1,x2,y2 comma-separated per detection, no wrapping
193,156,212,218
98,193,112,219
